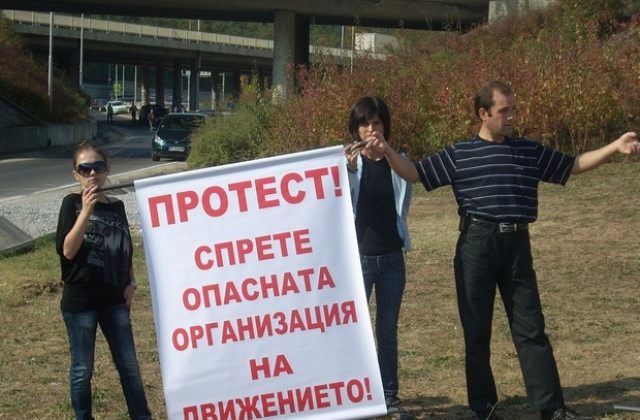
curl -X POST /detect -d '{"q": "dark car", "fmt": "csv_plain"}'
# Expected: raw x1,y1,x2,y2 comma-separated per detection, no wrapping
151,112,205,161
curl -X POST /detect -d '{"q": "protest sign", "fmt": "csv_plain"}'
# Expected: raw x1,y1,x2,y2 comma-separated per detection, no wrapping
135,146,387,420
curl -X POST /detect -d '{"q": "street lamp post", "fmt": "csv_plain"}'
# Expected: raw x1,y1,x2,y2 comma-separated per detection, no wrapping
134,66,138,104
114,65,118,99
220,72,226,108
79,13,84,87
48,12,53,114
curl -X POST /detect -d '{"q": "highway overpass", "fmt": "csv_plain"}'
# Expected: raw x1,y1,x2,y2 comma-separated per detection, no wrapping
2,1,553,102
4,10,366,110
1,1,494,30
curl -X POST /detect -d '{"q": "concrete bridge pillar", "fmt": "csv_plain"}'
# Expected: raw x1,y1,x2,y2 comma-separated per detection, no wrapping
272,11,295,101
155,63,165,109
172,60,182,111
272,11,310,101
68,43,80,86
189,53,201,112
142,66,151,105
231,70,241,99
489,0,556,23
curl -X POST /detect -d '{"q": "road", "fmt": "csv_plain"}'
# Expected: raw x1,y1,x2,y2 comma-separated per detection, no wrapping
0,110,186,201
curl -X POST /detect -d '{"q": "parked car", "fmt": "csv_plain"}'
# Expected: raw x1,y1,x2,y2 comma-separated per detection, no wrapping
106,100,128,114
90,98,108,112
151,112,205,161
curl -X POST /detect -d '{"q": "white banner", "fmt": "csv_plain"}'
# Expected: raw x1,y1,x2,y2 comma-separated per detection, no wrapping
135,146,386,420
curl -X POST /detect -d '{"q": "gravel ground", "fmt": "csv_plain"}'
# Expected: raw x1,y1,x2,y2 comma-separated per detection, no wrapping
0,184,142,239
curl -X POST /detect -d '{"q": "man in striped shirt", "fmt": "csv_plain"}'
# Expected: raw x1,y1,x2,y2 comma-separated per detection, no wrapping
367,80,640,420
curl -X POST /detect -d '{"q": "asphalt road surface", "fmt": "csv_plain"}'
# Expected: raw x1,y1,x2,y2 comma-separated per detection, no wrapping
0,111,186,201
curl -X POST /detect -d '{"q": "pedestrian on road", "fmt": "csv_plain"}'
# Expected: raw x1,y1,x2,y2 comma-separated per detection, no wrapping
107,103,114,124
130,103,138,124
368,80,640,420
148,107,155,131
343,96,414,420
55,140,153,420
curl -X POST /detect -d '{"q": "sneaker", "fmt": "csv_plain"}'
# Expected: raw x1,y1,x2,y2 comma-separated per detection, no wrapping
385,395,415,419
541,407,593,420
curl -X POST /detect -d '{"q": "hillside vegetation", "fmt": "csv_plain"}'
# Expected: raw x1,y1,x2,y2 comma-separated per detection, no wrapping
0,16,88,123
0,10,387,124
189,0,640,168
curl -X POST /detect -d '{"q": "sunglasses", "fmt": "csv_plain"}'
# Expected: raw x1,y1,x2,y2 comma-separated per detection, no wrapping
75,161,107,177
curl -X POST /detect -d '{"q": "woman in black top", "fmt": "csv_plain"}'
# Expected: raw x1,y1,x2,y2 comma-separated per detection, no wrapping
344,96,414,420
56,140,152,420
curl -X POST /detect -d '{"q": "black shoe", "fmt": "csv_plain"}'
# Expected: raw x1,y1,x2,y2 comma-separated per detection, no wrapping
385,395,415,419
541,407,593,420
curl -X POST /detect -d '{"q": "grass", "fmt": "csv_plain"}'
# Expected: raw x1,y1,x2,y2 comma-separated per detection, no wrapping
1,159,640,419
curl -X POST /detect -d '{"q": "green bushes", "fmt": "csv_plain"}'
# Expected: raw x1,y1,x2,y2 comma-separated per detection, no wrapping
188,81,274,168
189,0,640,167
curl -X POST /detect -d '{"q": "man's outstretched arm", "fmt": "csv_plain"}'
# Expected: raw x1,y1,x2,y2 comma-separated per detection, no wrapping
572,131,639,174
371,138,421,182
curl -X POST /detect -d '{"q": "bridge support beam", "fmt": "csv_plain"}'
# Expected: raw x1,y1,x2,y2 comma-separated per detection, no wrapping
142,66,151,105
272,11,309,101
68,42,80,87
189,53,201,112
172,60,182,111
155,63,165,109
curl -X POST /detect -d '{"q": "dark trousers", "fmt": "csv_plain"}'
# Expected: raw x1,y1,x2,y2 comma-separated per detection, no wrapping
361,250,406,397
453,222,564,413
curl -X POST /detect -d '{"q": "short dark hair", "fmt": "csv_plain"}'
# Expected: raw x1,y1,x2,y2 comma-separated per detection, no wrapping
348,96,391,142
474,80,513,118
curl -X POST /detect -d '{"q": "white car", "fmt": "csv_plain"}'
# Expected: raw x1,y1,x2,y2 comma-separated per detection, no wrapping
106,100,128,114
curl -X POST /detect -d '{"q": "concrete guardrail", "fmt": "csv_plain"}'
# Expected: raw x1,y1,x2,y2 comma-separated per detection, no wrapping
0,119,97,154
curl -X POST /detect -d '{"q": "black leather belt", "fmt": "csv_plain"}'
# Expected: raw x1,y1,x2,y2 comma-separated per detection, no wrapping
469,216,528,233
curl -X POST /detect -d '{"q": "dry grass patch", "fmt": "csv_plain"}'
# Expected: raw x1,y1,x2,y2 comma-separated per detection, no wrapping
1,161,639,419
390,160,640,420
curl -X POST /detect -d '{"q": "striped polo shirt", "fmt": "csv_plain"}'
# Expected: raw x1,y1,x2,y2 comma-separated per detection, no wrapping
415,136,576,223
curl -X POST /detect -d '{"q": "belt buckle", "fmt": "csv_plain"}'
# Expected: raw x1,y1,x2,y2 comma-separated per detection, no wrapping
498,223,516,233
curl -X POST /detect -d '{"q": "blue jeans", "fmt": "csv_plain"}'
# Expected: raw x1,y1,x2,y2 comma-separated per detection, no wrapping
360,250,406,397
62,304,152,420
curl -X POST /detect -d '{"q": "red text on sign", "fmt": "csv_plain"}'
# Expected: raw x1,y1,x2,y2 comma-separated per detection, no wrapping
172,300,357,351
147,166,342,228
194,229,312,270
183,265,335,309
182,377,373,419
